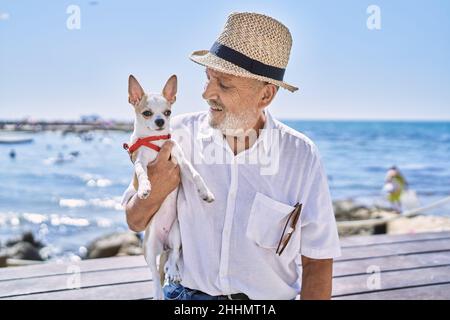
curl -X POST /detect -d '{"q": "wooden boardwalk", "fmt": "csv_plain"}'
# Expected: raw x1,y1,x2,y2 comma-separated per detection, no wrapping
1,231,450,300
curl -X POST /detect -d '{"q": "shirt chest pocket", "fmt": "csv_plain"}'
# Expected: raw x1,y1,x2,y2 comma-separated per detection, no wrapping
245,192,299,256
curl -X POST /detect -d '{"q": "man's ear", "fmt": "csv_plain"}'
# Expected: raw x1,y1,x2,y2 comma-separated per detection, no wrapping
162,75,177,104
128,75,145,106
258,83,277,108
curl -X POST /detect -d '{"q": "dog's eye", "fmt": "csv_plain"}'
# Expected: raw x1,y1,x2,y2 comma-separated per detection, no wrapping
142,110,153,117
163,110,171,117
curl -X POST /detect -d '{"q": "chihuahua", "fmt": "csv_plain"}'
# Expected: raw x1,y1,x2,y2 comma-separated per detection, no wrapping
122,74,214,300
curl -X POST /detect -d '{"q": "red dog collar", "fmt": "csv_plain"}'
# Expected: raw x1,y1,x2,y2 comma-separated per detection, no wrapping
123,134,171,156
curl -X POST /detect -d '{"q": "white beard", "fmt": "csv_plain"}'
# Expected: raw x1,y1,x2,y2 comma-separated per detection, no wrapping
208,108,258,136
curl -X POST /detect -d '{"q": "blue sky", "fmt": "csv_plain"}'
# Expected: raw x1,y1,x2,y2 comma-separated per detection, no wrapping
1,0,449,121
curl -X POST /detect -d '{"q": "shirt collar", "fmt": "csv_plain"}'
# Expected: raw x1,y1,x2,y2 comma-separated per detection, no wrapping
196,108,275,155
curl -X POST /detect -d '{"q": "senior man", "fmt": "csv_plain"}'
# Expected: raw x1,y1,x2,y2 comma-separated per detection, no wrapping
124,12,341,300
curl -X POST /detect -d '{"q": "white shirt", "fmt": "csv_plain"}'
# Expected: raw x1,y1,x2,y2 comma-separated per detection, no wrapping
123,109,341,300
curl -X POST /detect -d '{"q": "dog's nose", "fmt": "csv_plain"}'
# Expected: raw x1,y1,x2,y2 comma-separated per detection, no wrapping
155,118,165,128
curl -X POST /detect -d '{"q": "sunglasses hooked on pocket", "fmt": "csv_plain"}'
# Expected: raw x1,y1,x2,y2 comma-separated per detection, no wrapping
276,202,302,256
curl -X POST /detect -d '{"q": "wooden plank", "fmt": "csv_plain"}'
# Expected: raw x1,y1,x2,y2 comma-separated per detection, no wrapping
0,265,153,299
2,280,154,300
0,249,441,281
1,232,449,300
333,251,450,277
337,237,450,261
333,283,450,300
7,254,448,299
0,244,450,283
0,255,147,281
3,260,449,299
332,265,450,297
340,231,450,248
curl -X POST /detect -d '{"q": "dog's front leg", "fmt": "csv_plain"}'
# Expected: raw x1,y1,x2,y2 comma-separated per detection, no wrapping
171,142,215,203
134,153,151,199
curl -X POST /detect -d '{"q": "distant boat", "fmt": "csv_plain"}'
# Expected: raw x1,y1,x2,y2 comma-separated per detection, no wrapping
0,136,34,144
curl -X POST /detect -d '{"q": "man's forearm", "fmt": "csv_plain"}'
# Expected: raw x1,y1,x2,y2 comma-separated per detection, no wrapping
300,256,333,300
125,193,163,232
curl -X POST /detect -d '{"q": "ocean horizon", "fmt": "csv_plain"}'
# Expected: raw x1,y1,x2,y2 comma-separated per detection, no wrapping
2,117,450,123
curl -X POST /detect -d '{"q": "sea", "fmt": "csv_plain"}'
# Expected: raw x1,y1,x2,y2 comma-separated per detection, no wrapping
1,120,450,259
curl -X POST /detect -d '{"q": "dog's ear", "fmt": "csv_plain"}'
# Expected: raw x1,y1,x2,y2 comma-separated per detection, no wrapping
128,75,145,106
162,75,177,104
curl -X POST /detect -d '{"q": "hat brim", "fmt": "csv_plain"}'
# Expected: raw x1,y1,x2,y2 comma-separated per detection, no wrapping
189,50,299,93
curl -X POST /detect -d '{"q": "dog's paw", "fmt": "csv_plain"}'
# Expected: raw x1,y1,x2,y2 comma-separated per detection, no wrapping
137,185,151,199
193,176,214,202
199,189,215,203
137,179,151,199
167,270,182,283
138,189,150,199
165,263,182,283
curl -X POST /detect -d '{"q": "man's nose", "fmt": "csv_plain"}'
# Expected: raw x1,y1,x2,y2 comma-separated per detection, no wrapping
155,118,165,128
202,80,217,100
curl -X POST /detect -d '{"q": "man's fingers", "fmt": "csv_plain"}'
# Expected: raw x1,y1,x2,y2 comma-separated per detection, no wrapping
172,163,180,173
158,140,174,161
171,164,181,184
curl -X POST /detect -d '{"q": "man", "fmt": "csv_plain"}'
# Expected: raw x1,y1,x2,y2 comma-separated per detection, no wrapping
124,12,341,300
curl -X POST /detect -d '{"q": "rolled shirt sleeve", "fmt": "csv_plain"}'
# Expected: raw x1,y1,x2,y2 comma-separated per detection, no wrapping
299,147,341,259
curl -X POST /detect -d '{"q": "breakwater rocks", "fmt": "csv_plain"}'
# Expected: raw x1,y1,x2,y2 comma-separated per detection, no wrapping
334,199,450,236
0,232,46,267
0,231,143,267
85,232,143,259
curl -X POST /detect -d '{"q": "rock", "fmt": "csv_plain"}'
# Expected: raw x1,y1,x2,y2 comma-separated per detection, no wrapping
338,225,374,237
334,200,399,237
371,209,398,220
351,208,372,220
5,231,44,249
0,254,7,268
333,200,370,221
5,242,44,261
86,232,142,259
1,231,46,261
334,199,450,237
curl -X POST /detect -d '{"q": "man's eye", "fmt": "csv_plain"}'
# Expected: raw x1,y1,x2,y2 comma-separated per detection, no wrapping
142,111,153,117
219,82,230,90
163,110,171,116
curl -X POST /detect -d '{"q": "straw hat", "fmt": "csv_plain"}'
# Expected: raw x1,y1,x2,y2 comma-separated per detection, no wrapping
189,12,298,92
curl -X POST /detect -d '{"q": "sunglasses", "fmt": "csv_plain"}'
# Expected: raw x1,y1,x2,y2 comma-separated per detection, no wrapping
276,202,303,256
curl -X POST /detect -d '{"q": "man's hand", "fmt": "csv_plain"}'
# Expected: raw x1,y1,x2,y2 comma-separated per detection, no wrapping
125,140,181,232
300,255,333,300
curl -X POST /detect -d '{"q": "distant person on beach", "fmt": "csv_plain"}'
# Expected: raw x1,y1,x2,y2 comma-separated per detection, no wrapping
123,12,340,300
383,166,408,213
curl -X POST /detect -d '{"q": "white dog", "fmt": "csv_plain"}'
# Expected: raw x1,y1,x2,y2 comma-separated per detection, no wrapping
121,74,214,300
